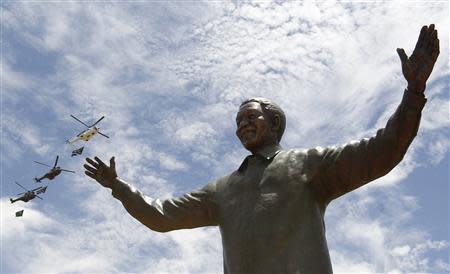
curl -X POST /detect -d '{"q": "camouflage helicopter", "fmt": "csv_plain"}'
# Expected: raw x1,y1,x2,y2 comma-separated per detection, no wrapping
10,182,47,203
66,115,109,144
34,155,75,183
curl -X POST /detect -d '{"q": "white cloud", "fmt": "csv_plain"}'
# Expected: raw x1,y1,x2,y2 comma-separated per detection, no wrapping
1,61,32,91
327,187,449,273
157,152,188,171
390,245,411,257
175,122,216,143
1,113,52,161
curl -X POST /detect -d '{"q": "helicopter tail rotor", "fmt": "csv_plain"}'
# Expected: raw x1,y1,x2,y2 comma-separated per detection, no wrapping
34,177,41,183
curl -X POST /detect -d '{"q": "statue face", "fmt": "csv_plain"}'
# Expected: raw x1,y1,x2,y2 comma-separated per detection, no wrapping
236,102,276,153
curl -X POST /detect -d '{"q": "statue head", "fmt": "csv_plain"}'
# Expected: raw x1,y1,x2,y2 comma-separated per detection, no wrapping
236,98,286,153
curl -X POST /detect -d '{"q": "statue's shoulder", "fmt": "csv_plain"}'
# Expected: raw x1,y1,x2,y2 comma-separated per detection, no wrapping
275,147,333,165
282,146,332,156
277,148,310,158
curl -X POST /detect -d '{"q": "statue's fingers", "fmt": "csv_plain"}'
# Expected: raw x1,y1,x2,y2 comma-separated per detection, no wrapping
94,156,106,167
429,24,435,33
86,157,99,168
432,28,437,39
84,164,97,174
110,156,116,171
431,38,440,62
429,30,438,51
423,24,435,49
422,30,432,50
415,25,427,49
85,171,96,179
397,48,408,64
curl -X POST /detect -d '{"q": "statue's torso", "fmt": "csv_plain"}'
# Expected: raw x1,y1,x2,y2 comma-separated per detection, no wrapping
214,150,333,274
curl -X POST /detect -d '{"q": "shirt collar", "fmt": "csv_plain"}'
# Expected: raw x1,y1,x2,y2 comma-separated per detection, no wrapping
237,144,282,172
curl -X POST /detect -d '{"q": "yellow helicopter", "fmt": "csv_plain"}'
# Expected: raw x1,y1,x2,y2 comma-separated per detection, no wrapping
66,115,110,144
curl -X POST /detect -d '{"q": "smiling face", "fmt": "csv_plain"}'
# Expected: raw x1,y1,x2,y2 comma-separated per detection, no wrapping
236,102,278,153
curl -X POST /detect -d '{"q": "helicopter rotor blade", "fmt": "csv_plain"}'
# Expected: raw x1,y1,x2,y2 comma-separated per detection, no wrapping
98,131,110,139
76,130,86,137
34,161,52,168
91,116,105,127
71,115,90,128
15,182,29,192
35,195,43,200
31,186,46,192
61,169,76,173
53,155,59,168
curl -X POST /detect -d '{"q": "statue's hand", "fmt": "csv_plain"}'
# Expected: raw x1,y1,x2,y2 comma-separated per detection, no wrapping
84,156,117,188
397,24,440,93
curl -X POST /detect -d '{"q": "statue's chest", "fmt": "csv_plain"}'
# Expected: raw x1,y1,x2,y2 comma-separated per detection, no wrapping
218,157,300,225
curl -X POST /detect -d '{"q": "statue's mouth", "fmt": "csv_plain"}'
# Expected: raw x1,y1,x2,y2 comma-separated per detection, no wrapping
239,129,256,141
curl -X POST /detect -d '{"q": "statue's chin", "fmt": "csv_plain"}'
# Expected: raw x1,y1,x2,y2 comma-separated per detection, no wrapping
242,140,261,154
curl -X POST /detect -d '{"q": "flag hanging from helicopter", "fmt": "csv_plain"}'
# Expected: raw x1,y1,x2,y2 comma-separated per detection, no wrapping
71,146,84,157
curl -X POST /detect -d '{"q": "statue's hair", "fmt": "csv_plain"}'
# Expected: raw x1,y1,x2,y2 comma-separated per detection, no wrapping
240,98,286,142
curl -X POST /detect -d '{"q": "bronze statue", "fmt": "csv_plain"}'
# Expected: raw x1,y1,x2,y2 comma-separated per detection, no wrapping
84,25,439,273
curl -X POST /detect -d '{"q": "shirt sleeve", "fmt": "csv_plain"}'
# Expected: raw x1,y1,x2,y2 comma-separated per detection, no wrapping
110,178,219,232
306,90,426,204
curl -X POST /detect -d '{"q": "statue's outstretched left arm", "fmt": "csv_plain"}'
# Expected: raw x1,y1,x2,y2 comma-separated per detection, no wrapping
84,156,219,232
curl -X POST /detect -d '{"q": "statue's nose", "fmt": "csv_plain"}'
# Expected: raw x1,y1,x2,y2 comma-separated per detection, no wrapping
237,119,250,131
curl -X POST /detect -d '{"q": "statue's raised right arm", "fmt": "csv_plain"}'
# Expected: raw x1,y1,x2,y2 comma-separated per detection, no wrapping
303,24,439,204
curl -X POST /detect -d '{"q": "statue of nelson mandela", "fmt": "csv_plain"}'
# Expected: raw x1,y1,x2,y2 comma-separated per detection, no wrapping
84,25,440,274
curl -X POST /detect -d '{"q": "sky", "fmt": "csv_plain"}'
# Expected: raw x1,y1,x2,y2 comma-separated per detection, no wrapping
1,1,449,273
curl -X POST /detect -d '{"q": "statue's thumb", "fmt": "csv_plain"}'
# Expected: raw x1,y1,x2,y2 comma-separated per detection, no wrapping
110,156,116,170
397,48,408,64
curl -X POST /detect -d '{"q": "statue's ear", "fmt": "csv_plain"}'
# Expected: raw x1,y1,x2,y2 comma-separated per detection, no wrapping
272,114,281,132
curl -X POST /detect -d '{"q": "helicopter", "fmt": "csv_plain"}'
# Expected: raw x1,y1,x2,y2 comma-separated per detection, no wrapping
34,155,75,183
10,182,47,203
66,115,109,144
